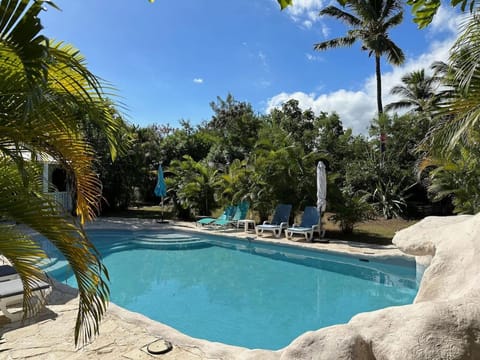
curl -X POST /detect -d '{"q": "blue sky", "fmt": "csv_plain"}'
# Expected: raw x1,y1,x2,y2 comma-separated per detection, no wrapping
42,0,462,134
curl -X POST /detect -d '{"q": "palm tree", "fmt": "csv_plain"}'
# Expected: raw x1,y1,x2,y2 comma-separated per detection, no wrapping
167,156,219,216
385,69,441,115
215,159,251,205
419,143,480,214
315,0,405,114
0,0,126,345
414,14,480,216
427,13,480,152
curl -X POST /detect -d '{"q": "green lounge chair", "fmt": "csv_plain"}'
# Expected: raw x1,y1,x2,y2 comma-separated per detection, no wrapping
255,204,292,238
196,206,236,227
285,206,320,242
213,202,250,229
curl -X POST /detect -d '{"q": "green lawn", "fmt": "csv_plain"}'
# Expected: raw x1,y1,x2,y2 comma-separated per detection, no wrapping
322,212,418,245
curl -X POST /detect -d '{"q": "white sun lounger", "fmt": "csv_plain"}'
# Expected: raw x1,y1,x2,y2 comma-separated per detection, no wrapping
285,206,320,242
0,278,51,321
255,204,292,238
0,265,19,281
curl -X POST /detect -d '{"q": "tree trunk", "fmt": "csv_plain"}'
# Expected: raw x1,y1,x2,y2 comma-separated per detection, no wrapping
375,55,383,114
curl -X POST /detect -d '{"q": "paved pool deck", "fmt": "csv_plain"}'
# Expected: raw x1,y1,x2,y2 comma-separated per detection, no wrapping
0,218,412,359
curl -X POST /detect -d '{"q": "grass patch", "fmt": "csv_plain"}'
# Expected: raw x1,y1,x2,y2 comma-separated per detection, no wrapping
323,213,418,245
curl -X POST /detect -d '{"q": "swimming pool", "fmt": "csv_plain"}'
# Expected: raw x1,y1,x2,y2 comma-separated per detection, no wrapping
41,229,418,350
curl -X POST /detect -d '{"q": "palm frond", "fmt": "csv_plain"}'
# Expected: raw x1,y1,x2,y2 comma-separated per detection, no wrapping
0,0,119,346
319,6,362,26
384,100,415,112
382,0,403,17
425,13,480,153
383,9,404,28
0,0,52,84
0,224,48,318
0,159,109,344
48,42,125,160
314,36,357,51
383,39,405,65
389,84,412,97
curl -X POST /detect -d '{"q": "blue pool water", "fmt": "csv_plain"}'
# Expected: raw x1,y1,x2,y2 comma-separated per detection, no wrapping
41,230,418,350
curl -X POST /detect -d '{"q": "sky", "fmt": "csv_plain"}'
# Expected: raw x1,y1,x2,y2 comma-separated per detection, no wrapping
41,0,464,135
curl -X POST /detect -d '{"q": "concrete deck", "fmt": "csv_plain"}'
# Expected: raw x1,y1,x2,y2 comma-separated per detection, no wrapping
0,218,411,359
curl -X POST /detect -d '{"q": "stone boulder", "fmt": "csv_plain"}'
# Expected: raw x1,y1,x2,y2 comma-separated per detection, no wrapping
279,214,480,360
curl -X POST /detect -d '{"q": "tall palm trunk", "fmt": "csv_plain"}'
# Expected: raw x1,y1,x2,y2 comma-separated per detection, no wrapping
376,55,383,114
375,55,387,153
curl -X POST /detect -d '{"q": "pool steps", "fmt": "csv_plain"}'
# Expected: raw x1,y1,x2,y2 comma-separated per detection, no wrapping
39,232,211,277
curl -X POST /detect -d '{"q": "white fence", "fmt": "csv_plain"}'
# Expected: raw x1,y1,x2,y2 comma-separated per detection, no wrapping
45,191,73,212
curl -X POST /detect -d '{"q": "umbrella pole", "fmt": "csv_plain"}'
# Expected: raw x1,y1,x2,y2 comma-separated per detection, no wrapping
157,197,168,224
161,197,164,222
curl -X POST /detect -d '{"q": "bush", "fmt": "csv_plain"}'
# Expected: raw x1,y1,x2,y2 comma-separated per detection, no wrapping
329,188,375,234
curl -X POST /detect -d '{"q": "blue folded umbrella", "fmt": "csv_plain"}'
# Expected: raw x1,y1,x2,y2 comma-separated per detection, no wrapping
154,164,167,198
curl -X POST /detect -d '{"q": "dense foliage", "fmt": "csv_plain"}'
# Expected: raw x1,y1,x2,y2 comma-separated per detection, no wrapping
97,95,438,227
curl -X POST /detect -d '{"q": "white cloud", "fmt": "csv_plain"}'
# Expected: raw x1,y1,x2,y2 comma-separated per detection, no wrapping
320,23,330,38
257,79,272,88
266,7,462,135
305,53,323,62
268,90,375,134
193,78,204,84
286,0,323,16
258,51,268,69
285,0,324,29
428,5,465,35
303,19,313,29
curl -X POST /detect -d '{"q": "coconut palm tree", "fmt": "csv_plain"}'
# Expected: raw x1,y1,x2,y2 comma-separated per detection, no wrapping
385,69,441,115
315,0,405,114
428,13,480,152
415,14,480,215
0,0,126,345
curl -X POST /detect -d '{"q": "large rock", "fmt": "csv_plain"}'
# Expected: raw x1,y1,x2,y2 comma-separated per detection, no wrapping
280,214,480,359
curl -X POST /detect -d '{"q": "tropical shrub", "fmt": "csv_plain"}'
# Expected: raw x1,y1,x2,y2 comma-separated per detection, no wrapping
329,187,375,234
370,179,408,219
167,156,218,217
423,146,480,214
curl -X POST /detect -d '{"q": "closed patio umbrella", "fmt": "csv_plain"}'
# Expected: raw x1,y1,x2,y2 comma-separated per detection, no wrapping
316,161,327,212
316,161,327,240
154,164,168,223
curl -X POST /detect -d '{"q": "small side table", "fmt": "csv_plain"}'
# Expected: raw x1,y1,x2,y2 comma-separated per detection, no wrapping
237,219,256,232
